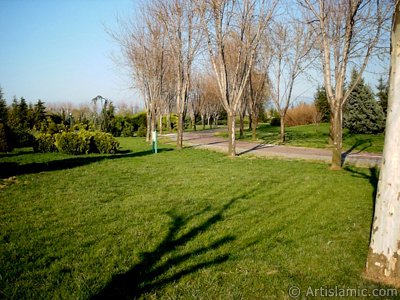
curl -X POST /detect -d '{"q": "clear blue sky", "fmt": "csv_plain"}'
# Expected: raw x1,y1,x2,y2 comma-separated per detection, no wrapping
0,0,142,107
0,0,389,108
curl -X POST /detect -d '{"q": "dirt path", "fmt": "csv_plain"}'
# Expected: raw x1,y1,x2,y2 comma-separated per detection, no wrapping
161,129,382,167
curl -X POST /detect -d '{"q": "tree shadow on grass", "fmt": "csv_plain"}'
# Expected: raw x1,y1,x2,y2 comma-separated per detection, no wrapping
0,148,173,179
344,166,379,240
91,191,254,300
0,149,34,159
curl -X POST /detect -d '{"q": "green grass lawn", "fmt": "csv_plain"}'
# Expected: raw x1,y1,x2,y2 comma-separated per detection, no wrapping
0,138,395,299
219,123,385,153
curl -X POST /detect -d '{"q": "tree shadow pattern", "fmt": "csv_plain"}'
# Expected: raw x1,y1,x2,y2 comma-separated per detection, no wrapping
0,148,173,179
344,166,379,241
91,193,249,299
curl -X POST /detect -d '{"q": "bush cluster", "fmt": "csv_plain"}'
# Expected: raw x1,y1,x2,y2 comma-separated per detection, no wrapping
34,130,119,154
33,133,57,153
285,103,321,126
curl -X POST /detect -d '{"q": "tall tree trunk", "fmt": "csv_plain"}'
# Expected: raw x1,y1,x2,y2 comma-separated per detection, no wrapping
151,112,157,135
159,114,163,134
146,110,152,143
167,113,172,132
329,113,334,146
177,112,184,149
227,113,236,156
201,115,205,130
331,107,343,170
192,116,196,131
280,115,285,143
251,115,257,140
365,2,400,286
239,113,244,138
249,115,252,130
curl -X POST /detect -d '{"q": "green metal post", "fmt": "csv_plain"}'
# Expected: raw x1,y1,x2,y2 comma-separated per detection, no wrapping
152,130,158,153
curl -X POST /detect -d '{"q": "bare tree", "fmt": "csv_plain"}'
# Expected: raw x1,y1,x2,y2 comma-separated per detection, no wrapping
266,18,314,143
365,0,400,287
301,0,392,169
187,74,202,131
111,6,168,143
246,69,269,140
198,0,276,156
153,0,202,149
198,74,223,129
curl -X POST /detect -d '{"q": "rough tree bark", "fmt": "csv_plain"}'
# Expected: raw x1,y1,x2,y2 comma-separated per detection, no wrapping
365,1,400,286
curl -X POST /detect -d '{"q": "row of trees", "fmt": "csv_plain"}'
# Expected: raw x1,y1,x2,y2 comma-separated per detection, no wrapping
114,0,392,169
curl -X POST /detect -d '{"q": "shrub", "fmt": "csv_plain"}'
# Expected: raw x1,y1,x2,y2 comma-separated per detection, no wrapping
285,103,321,126
51,130,119,155
33,133,57,153
93,132,119,154
269,109,281,126
54,132,91,155
12,127,34,147
131,112,147,131
270,117,280,126
136,125,147,137
122,124,135,137
0,123,14,152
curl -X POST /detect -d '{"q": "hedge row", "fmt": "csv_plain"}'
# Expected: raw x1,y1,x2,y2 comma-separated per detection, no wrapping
33,130,119,155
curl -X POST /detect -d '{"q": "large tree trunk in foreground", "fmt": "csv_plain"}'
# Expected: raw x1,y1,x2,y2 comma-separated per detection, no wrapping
365,2,400,286
331,108,343,170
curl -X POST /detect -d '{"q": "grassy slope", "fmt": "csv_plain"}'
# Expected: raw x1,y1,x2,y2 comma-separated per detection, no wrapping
0,138,393,299
220,123,384,153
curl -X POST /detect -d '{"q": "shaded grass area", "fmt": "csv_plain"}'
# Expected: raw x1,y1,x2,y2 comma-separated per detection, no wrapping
0,138,395,299
218,123,384,153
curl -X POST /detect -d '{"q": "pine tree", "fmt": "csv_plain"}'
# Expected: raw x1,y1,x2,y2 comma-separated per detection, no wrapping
7,97,34,147
0,87,14,152
343,69,385,134
376,76,389,115
314,85,330,122
32,100,46,129
0,87,8,124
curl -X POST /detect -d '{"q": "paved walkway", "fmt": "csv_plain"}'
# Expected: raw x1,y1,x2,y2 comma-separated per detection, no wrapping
161,129,382,167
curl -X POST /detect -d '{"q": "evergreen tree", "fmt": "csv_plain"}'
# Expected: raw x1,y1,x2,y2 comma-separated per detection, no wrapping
376,76,389,115
32,100,46,129
7,96,34,147
0,87,8,124
0,87,13,152
7,96,19,129
344,69,385,134
18,97,28,127
314,85,330,122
